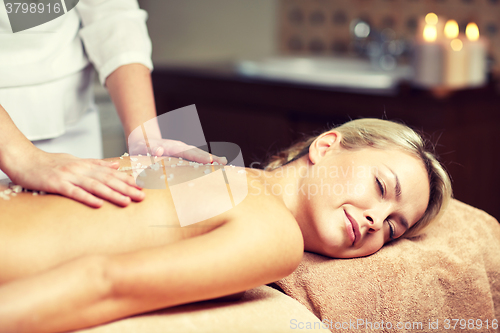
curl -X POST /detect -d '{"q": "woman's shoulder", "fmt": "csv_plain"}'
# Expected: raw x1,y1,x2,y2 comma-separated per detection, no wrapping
224,168,304,260
225,167,293,219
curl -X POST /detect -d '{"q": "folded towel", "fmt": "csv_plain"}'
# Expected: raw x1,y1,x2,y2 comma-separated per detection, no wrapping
275,199,500,332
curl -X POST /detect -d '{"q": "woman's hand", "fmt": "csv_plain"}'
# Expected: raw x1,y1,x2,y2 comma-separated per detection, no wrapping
6,148,145,208
128,137,228,165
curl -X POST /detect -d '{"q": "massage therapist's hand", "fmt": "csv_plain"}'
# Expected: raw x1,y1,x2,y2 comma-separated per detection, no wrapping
5,148,145,208
129,137,228,165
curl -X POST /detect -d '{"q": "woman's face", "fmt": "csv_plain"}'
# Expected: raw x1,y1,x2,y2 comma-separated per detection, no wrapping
298,132,430,258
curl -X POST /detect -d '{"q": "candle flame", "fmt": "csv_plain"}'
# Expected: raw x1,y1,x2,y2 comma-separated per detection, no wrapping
444,20,459,39
425,13,438,25
466,23,480,41
450,38,463,51
423,25,437,42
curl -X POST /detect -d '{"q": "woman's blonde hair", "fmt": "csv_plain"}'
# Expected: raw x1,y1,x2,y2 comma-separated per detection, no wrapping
264,118,452,238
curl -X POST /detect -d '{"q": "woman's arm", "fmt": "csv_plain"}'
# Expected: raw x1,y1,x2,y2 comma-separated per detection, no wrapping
0,202,303,333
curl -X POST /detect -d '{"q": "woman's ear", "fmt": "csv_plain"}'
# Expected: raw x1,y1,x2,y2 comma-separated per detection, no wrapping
308,131,342,165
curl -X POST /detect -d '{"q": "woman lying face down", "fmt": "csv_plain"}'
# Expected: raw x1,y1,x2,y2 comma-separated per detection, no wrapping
0,118,451,332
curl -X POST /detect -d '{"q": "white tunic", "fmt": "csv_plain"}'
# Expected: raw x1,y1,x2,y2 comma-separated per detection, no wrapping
0,0,153,141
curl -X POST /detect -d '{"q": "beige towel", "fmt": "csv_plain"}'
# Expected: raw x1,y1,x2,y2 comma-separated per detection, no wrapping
75,285,328,333
275,199,500,332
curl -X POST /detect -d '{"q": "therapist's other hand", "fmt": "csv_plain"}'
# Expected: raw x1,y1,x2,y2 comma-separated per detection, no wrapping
129,138,228,165
7,149,145,208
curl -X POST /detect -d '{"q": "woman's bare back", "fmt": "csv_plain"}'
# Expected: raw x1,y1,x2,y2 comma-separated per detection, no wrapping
0,156,254,283
0,156,304,332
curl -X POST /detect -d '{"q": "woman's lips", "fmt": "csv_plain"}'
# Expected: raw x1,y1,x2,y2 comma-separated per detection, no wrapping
343,209,360,246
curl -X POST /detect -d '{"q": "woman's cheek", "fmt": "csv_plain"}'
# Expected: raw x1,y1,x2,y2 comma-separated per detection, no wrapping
363,236,386,256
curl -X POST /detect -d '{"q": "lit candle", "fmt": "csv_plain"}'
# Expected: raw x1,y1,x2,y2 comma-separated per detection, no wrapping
413,15,444,88
443,19,468,88
416,13,446,43
444,19,459,39
465,23,487,87
426,13,438,25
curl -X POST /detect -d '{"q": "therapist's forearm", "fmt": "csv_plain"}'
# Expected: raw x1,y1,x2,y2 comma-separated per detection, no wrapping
105,63,158,140
0,104,36,173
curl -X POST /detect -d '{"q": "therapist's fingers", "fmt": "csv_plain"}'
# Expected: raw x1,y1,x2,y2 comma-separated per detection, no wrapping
212,155,228,165
63,171,144,208
55,181,104,208
94,160,120,169
82,164,146,203
136,138,227,165
153,146,164,157
49,159,144,207
158,141,228,165
72,176,133,207
7,150,148,208
49,170,137,208
91,171,146,203
111,167,143,189
178,147,227,165
89,159,142,189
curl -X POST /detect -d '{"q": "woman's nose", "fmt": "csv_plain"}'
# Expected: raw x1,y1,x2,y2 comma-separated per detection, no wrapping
364,215,384,232
364,204,391,232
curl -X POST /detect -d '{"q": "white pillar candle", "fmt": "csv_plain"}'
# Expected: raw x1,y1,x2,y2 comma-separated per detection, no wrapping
413,24,444,88
444,37,468,88
443,20,468,88
465,23,487,87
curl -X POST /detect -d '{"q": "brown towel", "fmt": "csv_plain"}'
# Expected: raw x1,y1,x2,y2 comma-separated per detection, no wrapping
276,199,500,332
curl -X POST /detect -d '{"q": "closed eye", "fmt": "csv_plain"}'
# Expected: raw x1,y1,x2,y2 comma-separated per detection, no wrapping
386,219,396,240
376,177,385,197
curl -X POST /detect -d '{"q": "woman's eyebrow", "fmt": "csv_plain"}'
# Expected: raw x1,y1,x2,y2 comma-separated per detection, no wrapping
384,165,402,198
394,173,402,198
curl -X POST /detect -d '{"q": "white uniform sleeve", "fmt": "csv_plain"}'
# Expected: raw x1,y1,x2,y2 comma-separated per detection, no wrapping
76,0,153,86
